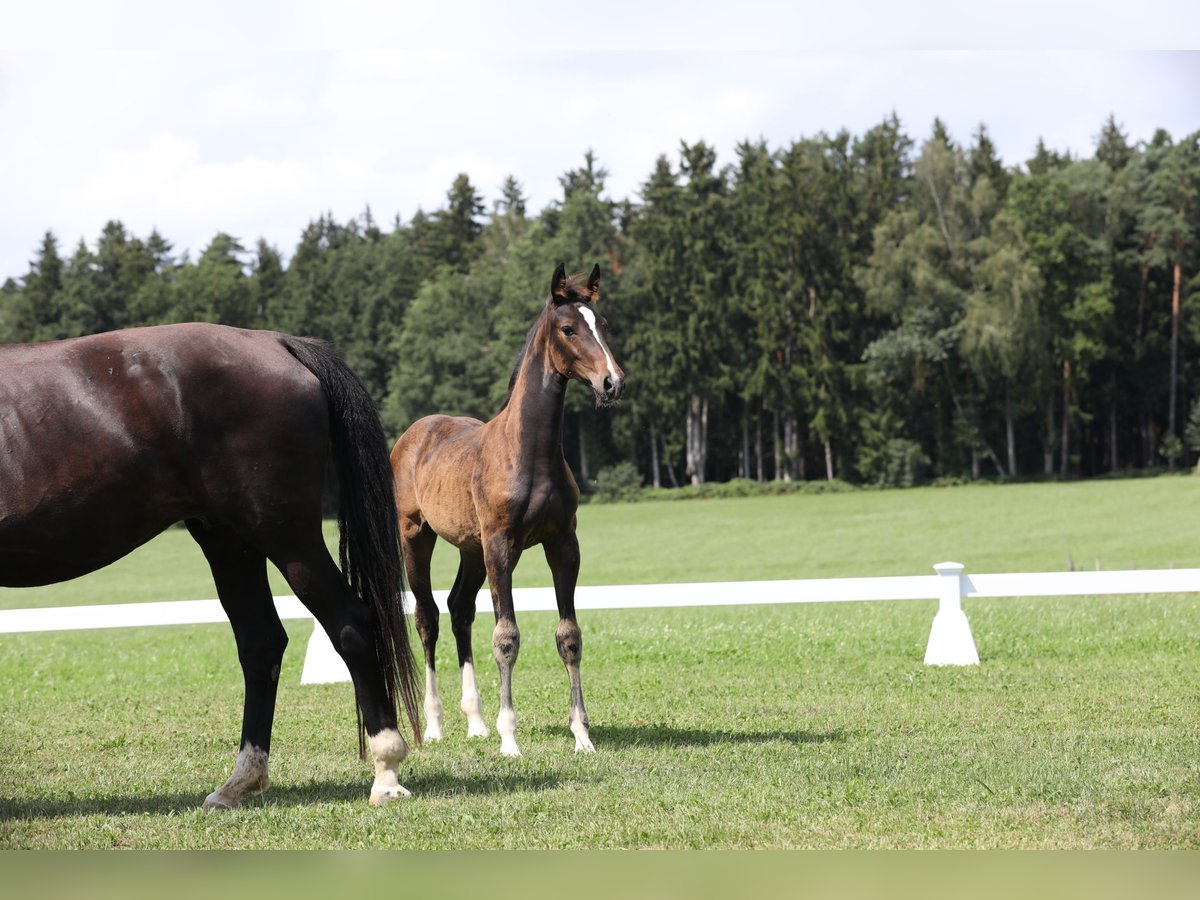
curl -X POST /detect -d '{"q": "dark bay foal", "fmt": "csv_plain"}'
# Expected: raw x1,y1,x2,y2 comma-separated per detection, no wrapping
390,264,624,756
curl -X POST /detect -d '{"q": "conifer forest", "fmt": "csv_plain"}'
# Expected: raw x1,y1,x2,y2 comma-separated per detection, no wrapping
3,115,1199,490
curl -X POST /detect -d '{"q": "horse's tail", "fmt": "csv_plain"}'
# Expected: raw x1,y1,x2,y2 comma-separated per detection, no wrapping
280,335,421,754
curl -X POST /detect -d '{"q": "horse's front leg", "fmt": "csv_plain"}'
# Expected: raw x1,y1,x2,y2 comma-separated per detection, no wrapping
543,531,594,752
448,551,490,739
483,532,522,757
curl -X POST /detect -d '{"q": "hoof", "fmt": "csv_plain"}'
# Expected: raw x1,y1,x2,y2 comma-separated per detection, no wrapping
466,720,490,739
202,791,237,811
369,783,413,805
574,736,596,753
499,741,522,758
424,723,444,742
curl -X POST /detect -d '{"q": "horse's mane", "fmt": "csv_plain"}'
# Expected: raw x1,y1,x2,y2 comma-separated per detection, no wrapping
498,321,538,412
498,273,592,412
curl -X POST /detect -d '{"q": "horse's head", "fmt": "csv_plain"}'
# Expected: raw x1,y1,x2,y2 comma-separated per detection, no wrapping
543,262,625,405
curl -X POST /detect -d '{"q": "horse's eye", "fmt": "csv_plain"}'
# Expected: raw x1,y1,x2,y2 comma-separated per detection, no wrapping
561,326,575,337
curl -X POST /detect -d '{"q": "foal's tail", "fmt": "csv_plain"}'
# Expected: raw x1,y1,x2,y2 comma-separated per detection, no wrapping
280,335,421,754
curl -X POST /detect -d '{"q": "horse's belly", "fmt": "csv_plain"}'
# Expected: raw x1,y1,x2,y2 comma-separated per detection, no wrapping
0,549,119,587
424,508,483,552
0,457,188,588
0,532,155,587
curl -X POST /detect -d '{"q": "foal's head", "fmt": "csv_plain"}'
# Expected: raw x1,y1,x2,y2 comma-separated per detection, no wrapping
541,263,625,405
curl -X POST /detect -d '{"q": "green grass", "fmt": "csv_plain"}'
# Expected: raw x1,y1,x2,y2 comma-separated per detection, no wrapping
2,474,1200,847
3,597,1199,848
4,474,1199,610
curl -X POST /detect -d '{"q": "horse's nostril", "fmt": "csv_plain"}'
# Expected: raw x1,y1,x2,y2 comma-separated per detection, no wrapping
603,376,614,394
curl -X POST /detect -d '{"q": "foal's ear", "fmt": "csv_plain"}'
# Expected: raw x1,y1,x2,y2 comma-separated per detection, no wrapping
549,262,568,300
586,264,601,302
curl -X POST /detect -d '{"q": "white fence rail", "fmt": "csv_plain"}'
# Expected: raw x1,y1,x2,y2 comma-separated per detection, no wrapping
3,563,1199,683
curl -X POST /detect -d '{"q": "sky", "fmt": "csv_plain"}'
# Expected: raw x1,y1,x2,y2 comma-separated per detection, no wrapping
2,2,1198,282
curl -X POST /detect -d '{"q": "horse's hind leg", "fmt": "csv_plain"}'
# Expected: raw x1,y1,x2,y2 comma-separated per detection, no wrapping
447,550,489,738
187,521,288,809
543,531,595,752
274,539,411,803
401,519,443,741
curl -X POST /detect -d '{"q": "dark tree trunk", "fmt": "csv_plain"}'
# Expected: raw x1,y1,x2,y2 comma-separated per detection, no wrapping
1060,359,1071,477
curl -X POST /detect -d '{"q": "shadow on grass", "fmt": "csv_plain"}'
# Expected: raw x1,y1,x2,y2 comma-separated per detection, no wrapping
0,771,575,821
531,721,847,749
0,725,837,820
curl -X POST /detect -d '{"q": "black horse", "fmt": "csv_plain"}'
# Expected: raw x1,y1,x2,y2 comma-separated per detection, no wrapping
0,323,420,807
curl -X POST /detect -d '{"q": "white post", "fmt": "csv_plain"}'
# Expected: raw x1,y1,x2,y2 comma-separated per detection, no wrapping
924,561,979,666
300,622,352,684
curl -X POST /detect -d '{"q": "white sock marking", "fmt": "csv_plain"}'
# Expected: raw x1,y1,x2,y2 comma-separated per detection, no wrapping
460,661,489,737
424,664,444,741
496,708,521,757
570,709,595,753
369,728,412,804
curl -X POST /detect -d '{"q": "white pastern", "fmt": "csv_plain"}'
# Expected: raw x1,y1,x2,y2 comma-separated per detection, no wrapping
496,707,521,757
203,744,269,810
368,728,413,805
578,306,617,379
570,710,595,753
423,664,444,741
460,661,490,737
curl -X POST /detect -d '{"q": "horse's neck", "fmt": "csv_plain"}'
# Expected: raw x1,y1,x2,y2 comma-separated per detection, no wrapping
495,339,567,465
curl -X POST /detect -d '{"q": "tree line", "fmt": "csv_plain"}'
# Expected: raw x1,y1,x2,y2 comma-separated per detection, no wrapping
3,114,1198,490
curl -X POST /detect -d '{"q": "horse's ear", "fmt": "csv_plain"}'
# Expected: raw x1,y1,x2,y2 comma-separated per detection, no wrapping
586,264,601,302
549,263,568,300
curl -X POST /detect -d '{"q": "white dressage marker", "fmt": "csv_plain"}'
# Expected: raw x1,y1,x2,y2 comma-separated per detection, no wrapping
6,565,1200,683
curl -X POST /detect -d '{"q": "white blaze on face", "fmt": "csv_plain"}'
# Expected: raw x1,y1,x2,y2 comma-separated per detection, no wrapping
577,305,617,381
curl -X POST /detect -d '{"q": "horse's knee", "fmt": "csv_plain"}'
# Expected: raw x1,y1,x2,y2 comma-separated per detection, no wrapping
555,619,583,666
492,618,520,667
236,623,289,679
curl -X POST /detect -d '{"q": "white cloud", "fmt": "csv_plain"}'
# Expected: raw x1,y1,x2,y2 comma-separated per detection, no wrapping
202,84,304,123
63,134,317,257
2,36,1199,282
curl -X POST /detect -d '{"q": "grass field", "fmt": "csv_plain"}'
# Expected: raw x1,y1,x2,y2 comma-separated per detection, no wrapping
2,475,1200,848
4,474,1199,610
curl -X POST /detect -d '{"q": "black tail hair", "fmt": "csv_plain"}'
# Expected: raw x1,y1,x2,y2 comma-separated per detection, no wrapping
280,335,421,753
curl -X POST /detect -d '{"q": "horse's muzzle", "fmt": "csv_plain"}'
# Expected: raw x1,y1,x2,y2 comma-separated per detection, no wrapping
601,374,625,404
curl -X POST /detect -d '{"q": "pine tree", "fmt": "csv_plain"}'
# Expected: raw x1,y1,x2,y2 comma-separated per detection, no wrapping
626,155,689,487
13,231,65,341
1094,115,1134,171
437,174,485,272
676,141,731,485
729,139,786,481
252,239,285,324
170,233,255,327
1132,131,1200,461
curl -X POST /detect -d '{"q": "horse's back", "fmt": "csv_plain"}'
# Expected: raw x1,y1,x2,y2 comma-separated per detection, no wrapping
0,324,321,472
0,324,326,585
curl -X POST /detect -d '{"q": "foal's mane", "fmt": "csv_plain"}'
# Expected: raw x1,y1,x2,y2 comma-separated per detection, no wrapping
498,273,592,412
